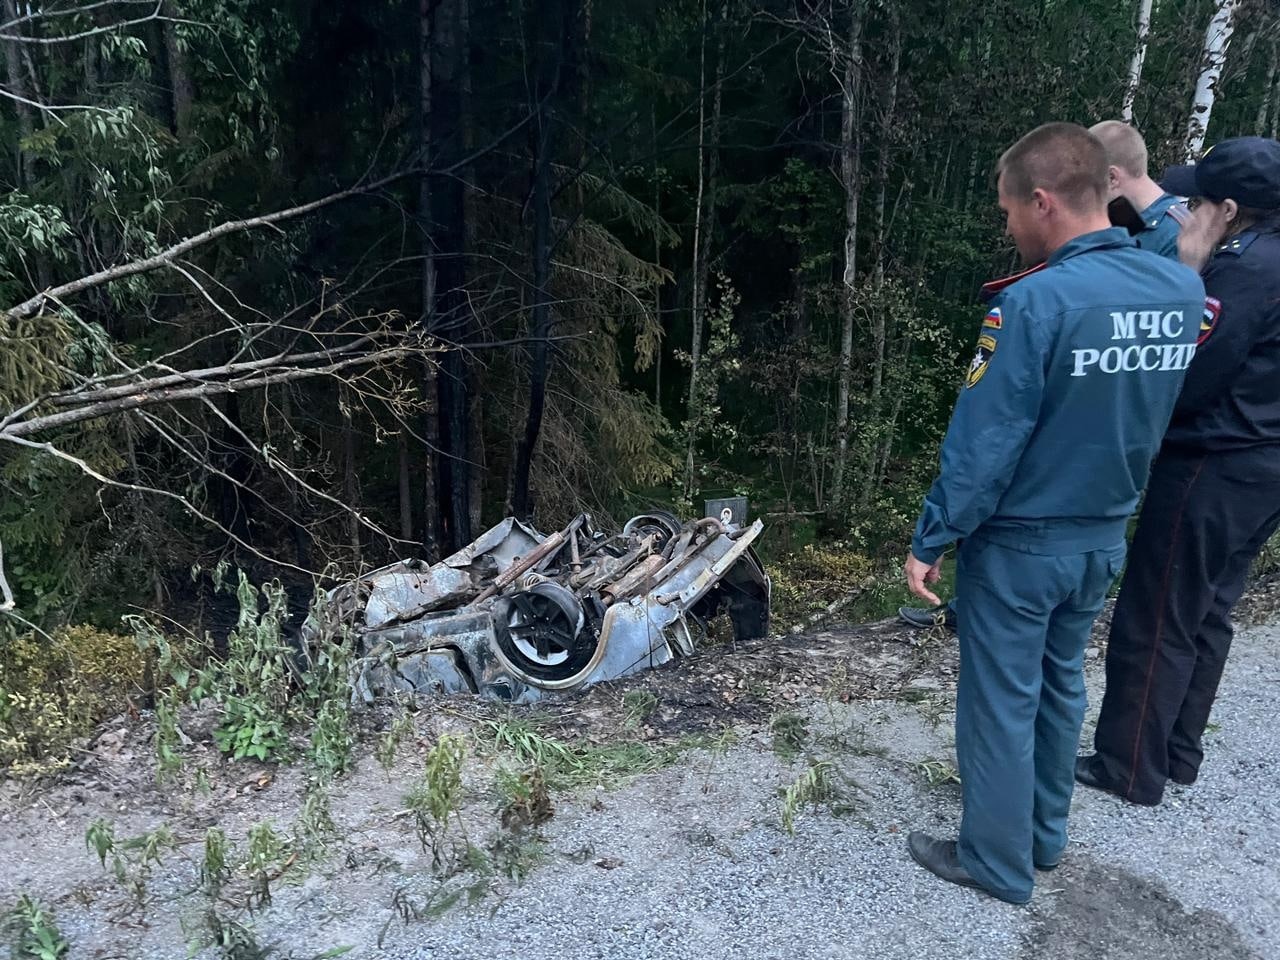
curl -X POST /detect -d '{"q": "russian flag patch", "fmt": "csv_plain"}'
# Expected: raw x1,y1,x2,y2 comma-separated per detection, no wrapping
982,307,1003,330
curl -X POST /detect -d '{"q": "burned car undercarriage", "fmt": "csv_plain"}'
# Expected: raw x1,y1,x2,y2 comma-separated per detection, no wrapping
306,512,771,703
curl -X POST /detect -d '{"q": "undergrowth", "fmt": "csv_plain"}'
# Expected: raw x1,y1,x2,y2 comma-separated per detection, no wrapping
0,625,148,777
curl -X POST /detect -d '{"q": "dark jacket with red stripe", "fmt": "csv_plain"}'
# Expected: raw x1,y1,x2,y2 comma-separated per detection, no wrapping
1162,217,1280,459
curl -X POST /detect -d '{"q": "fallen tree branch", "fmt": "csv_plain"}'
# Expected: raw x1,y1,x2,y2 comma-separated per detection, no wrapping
1,343,426,438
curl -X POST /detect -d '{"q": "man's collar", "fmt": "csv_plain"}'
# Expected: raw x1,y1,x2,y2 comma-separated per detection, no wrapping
1047,227,1136,267
1138,192,1179,228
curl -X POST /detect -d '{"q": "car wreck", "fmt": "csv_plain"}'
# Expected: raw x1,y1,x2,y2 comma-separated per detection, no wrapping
307,511,771,704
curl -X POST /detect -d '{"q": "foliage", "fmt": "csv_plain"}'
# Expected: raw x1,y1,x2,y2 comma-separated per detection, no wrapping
0,626,147,777
3,894,69,960
1,0,1276,634
84,820,178,910
201,827,234,898
375,704,417,774
405,734,468,868
768,543,876,630
199,574,294,762
780,760,838,835
485,715,687,789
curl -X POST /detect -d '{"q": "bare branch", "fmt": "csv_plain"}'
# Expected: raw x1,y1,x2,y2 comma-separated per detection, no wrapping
1,341,430,438
0,1,156,33
0,434,327,580
4,168,421,322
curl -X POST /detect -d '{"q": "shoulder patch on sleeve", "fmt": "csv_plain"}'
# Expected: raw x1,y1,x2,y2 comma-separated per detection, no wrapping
1199,296,1221,345
982,307,1003,330
966,335,997,389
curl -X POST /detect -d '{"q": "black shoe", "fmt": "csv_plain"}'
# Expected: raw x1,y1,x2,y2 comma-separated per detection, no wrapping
1034,860,1059,872
906,832,1030,905
1075,754,1163,806
1168,764,1197,787
898,604,957,632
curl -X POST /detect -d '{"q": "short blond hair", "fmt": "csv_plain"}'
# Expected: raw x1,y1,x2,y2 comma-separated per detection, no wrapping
1089,120,1149,179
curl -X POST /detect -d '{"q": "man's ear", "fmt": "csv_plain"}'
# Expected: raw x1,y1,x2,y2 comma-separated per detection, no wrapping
1222,198,1240,224
1031,187,1053,216
1108,165,1122,188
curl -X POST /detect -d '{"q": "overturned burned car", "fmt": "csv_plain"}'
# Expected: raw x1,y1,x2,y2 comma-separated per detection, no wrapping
308,512,770,703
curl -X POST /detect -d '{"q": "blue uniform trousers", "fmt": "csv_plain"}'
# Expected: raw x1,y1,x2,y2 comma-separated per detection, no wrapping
953,535,1125,902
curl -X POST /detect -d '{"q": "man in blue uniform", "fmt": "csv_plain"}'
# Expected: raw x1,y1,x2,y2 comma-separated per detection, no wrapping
897,121,1188,635
1091,120,1187,259
1077,137,1280,806
896,120,1182,634
903,123,1205,905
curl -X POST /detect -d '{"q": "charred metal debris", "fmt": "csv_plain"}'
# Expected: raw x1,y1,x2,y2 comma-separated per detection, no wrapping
304,512,771,703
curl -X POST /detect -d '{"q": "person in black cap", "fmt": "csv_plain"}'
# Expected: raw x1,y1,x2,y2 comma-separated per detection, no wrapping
1076,136,1280,806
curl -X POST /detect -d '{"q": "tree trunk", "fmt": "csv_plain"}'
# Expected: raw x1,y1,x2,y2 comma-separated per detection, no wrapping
829,0,863,518
433,0,473,549
652,103,663,409
682,0,725,502
161,1,195,138
1184,0,1240,161
1257,34,1278,137
511,0,576,521
858,2,898,513
1,0,34,188
419,0,443,560
398,425,414,544
340,387,361,565
1122,0,1154,123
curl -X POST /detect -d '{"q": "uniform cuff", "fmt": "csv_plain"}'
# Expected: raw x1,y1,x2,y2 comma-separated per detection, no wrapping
910,537,945,566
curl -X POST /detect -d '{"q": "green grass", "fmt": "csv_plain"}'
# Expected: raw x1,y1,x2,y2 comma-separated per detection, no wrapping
485,716,693,790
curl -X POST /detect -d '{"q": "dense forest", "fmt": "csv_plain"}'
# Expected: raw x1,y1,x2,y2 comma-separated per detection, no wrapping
1,0,1277,631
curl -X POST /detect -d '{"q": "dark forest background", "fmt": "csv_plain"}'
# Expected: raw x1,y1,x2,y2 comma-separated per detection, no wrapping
1,0,1277,630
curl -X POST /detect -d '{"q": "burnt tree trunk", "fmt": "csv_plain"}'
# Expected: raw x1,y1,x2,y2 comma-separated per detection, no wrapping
510,0,580,521
418,0,444,560
432,0,474,549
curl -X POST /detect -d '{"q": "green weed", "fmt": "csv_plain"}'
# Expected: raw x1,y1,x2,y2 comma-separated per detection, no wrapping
621,690,658,729
405,734,467,868
912,758,961,787
769,712,810,760
4,894,69,960
376,704,416,773
780,760,838,834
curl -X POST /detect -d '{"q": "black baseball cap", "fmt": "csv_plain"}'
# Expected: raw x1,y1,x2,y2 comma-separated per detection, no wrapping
1161,137,1280,208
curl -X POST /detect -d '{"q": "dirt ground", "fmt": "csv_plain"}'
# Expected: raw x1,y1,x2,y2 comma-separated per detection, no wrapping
3,577,1278,959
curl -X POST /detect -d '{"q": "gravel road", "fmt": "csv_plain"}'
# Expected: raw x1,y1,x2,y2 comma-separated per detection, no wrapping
371,623,1279,960
4,619,1276,959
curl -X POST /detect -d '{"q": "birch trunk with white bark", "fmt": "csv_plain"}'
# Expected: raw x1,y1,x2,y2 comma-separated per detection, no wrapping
1184,0,1240,161
1121,0,1154,122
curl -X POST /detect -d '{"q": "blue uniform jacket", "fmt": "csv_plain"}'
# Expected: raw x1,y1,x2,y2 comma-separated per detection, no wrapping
1135,193,1184,260
1163,216,1280,459
912,228,1206,563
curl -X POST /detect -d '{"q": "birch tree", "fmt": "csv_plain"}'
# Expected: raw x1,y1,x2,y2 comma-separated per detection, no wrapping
1185,0,1242,160
1258,33,1278,137
1121,0,1154,123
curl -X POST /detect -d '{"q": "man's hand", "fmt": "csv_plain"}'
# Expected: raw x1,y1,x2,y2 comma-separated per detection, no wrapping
1177,199,1234,273
904,553,944,606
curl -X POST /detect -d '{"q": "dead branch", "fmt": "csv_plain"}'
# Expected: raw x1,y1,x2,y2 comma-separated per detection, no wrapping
0,434,324,580
1,342,429,438
3,168,420,322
